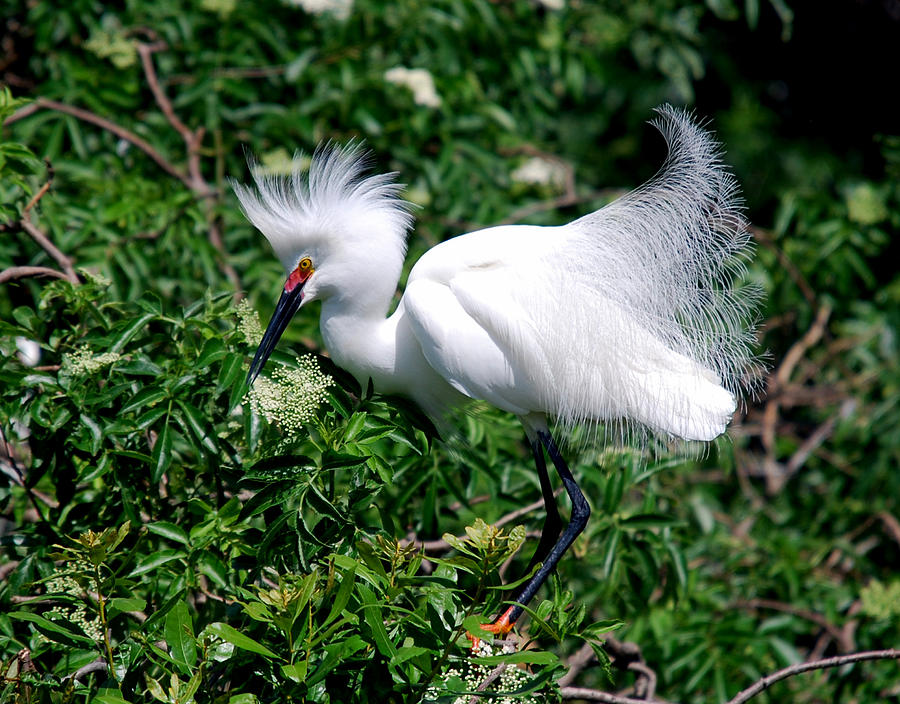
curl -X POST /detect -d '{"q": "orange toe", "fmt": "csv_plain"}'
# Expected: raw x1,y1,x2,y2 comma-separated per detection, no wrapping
466,606,516,652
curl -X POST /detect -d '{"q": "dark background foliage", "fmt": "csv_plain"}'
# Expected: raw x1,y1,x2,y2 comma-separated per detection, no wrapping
2,0,898,702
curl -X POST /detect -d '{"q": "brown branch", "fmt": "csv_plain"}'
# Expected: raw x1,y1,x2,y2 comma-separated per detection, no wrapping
878,511,900,549
559,641,596,687
750,226,817,307
725,649,900,704
134,41,240,291
465,663,508,704
562,650,900,704
6,52,242,292
19,220,78,283
135,42,194,146
5,98,187,186
0,265,69,284
761,302,832,493
560,686,670,703
64,659,108,682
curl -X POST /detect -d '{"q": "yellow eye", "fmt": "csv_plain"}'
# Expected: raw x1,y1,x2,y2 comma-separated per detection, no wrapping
299,257,313,271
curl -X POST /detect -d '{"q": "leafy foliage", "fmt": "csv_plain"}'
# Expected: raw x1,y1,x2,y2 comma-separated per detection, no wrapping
2,1,899,703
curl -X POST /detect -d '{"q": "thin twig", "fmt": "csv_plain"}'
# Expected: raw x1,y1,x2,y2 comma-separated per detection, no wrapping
465,663,508,704
750,226,817,307
725,649,900,704
761,302,832,493
5,98,187,186
560,686,671,703
0,265,70,284
135,41,240,292
878,511,900,549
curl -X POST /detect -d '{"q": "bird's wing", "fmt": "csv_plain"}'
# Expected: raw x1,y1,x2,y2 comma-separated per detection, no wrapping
403,271,546,417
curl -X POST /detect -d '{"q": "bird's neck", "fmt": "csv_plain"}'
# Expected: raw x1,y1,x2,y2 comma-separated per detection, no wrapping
318,297,400,392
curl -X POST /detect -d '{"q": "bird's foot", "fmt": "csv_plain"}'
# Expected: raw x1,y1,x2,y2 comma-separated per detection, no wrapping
467,606,516,653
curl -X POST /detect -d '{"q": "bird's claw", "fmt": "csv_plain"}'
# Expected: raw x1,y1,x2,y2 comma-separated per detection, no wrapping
466,607,515,652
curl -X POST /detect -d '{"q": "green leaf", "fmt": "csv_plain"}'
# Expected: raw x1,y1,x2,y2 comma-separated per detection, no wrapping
109,313,155,353
129,549,186,577
357,584,396,658
150,416,173,484
176,399,219,454
80,413,103,455
120,386,168,416
165,600,197,672
323,564,356,627
343,411,367,442
8,611,97,648
196,337,227,368
281,661,308,683
473,650,559,665
197,552,229,589
621,513,682,530
108,597,147,615
203,622,280,659
147,521,190,545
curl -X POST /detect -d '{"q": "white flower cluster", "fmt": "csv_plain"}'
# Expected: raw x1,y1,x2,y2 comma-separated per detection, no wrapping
510,156,569,191
244,355,332,435
43,569,104,641
384,67,442,108
425,640,540,704
236,299,264,346
62,346,121,376
285,0,353,20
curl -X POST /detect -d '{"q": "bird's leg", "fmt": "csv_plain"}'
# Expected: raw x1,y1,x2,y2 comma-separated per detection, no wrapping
525,435,562,573
474,429,590,646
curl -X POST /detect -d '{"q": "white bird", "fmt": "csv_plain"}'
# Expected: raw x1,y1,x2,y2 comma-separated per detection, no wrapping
234,105,759,639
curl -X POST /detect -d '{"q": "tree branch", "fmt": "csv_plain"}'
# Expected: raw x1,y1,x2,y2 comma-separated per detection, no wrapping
0,265,70,284
725,649,900,704
5,98,187,186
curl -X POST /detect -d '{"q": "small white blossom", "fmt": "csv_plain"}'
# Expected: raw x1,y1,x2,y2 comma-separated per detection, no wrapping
384,67,442,108
62,346,121,376
424,639,541,704
285,0,353,20
42,567,104,642
510,156,569,191
236,299,263,346
537,0,564,9
244,355,332,435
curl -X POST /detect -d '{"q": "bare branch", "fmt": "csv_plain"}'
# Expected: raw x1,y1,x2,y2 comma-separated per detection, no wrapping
135,42,194,145
878,511,900,549
761,302,832,493
725,649,900,704
0,265,69,284
19,220,79,284
560,686,670,703
5,98,188,187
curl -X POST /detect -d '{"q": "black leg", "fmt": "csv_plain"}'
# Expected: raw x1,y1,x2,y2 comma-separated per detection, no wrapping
490,429,591,630
525,435,562,573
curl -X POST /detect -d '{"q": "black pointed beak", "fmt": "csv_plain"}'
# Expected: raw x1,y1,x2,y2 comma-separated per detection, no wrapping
247,283,305,385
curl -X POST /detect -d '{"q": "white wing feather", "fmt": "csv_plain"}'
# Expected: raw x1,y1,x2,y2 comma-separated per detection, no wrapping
406,105,758,441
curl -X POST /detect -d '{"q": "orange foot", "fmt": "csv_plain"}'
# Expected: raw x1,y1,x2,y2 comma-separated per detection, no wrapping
467,606,516,652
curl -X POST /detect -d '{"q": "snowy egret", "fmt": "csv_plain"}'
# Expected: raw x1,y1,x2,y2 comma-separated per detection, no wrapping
234,105,758,639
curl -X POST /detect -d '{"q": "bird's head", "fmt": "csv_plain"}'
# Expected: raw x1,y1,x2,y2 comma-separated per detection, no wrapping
232,143,414,384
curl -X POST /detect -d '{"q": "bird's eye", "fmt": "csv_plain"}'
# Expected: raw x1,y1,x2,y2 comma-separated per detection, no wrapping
299,257,313,271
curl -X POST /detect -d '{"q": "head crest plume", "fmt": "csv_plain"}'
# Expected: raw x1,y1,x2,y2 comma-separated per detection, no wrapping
231,142,414,271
